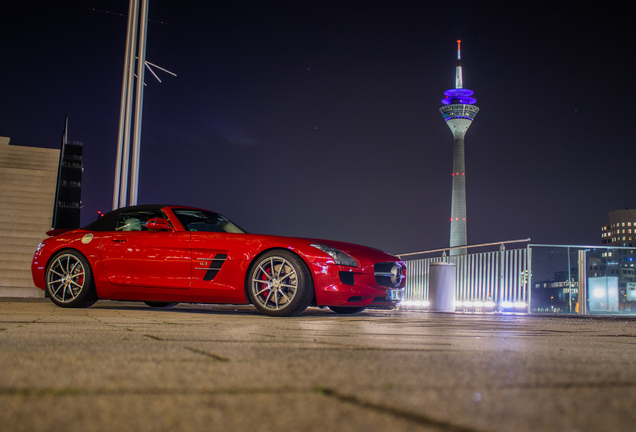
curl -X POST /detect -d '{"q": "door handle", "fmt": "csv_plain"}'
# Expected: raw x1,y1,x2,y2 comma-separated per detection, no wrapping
111,237,127,243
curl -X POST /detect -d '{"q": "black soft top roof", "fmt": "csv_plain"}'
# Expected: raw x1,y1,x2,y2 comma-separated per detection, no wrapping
82,204,173,232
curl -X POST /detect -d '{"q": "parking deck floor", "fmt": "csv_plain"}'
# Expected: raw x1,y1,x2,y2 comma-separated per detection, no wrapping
1,299,635,432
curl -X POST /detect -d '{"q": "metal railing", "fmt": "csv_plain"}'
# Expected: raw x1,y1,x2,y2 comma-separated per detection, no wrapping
399,239,530,309
399,241,636,315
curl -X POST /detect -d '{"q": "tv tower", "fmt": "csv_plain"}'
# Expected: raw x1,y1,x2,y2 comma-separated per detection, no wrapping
439,40,479,256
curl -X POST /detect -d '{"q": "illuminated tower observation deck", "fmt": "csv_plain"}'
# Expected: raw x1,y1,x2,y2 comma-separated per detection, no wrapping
439,40,479,256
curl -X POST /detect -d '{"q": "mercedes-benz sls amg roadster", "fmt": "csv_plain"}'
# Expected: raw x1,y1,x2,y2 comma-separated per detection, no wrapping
32,205,406,317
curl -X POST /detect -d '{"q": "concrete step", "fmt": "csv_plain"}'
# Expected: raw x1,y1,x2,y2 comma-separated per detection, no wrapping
0,179,57,192
0,222,51,238
0,154,56,164
0,167,58,179
0,144,59,154
0,197,55,208
0,148,60,164
0,160,59,171
0,179,58,191
0,236,45,247
0,229,51,240
0,146,59,157
0,269,34,286
0,287,45,298
0,183,61,195
1,189,55,199
0,201,56,216
0,213,51,225
0,243,39,254
0,142,59,157
0,227,50,239
0,253,35,270
0,204,54,216
0,156,59,169
0,226,51,237
0,194,57,206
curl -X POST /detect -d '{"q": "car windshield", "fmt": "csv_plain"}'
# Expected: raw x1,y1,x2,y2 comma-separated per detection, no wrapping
172,209,246,233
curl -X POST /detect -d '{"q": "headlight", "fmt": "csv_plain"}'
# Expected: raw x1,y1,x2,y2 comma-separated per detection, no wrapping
36,242,46,252
310,244,358,267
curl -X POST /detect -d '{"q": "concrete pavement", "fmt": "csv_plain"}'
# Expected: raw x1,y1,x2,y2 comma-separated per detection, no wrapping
1,299,636,432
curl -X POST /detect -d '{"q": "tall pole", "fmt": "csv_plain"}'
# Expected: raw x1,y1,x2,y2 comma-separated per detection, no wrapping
129,0,149,206
113,0,139,210
119,0,140,209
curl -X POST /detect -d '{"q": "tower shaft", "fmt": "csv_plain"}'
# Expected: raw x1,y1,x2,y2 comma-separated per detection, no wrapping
439,40,478,256
448,119,471,255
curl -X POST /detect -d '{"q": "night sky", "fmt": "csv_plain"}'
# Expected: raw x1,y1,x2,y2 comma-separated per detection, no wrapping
1,1,634,255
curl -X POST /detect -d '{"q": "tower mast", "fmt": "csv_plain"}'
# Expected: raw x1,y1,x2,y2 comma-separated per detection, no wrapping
439,40,479,256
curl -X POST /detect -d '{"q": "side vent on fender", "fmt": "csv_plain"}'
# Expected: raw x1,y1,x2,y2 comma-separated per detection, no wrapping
199,254,228,281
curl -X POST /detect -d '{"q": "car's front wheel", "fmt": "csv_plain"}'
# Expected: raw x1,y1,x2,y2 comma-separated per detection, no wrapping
247,250,313,317
45,250,97,308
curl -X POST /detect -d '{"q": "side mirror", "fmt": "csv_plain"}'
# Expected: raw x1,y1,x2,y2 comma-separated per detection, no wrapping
146,217,174,231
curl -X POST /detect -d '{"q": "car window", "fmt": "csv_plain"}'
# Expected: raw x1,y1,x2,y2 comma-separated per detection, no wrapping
115,210,170,232
172,209,245,233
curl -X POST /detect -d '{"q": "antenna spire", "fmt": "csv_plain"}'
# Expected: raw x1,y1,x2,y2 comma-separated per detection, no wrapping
455,39,463,88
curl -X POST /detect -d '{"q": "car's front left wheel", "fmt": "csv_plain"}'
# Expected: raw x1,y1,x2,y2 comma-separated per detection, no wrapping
247,250,313,317
45,250,98,308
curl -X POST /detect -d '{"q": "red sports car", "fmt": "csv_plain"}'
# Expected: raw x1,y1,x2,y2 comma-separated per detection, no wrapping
32,205,406,317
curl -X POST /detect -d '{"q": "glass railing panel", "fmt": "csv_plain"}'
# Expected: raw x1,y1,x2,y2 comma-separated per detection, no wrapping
529,245,636,315
529,246,579,314
585,247,636,314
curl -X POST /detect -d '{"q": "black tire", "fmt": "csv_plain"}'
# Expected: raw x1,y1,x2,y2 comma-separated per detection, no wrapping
144,301,178,308
45,249,98,308
328,306,367,314
247,250,314,317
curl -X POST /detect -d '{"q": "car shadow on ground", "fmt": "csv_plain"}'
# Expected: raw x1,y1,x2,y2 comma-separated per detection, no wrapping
89,300,395,318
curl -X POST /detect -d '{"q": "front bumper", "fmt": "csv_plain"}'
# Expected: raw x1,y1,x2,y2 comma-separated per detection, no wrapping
309,261,405,308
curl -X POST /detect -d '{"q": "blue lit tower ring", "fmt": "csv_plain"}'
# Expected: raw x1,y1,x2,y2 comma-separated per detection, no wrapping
439,40,479,256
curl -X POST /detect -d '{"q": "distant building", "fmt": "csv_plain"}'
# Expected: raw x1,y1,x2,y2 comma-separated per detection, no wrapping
601,209,636,247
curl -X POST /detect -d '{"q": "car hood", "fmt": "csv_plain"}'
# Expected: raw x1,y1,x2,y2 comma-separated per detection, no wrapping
300,238,389,256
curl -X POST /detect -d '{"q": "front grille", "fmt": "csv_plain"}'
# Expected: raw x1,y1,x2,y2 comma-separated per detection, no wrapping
339,271,355,285
374,262,405,288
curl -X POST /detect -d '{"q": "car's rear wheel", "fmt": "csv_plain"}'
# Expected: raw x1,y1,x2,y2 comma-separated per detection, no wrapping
328,306,367,314
248,250,313,317
144,301,178,308
45,250,97,308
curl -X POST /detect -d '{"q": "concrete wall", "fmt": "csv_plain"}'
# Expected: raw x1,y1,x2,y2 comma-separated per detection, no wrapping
0,136,60,297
